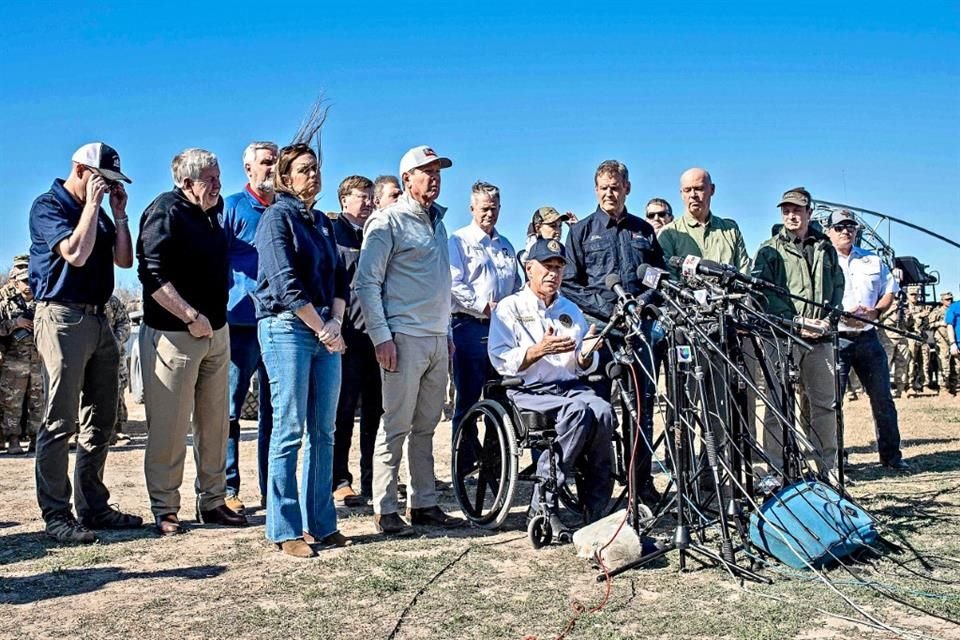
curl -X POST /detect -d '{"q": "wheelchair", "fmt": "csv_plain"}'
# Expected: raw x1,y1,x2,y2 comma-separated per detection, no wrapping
451,376,616,548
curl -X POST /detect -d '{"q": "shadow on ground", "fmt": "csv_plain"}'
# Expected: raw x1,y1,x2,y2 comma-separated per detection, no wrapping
0,527,159,567
0,564,226,604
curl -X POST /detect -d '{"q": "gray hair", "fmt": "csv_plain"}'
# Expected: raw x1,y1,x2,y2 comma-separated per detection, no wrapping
242,141,278,166
594,159,629,185
373,174,401,200
171,148,218,187
470,180,500,205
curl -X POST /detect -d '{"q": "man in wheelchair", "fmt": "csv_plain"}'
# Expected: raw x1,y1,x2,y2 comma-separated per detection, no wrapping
487,238,614,532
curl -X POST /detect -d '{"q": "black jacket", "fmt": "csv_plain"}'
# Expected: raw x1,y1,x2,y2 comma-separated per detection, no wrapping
561,207,665,321
137,189,227,331
332,214,367,334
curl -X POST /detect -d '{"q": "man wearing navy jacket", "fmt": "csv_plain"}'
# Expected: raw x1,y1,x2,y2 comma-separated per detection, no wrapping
221,141,278,513
561,160,666,506
29,142,142,543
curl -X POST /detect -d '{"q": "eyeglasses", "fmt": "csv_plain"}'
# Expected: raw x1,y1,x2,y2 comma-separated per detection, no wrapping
832,224,858,233
646,211,671,219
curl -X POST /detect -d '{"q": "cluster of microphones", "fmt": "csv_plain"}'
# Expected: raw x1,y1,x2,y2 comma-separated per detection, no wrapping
603,255,828,339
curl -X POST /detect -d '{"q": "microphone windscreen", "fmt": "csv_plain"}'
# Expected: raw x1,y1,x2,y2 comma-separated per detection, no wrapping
604,273,622,290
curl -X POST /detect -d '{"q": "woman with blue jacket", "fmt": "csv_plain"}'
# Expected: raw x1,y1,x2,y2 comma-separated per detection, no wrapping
254,133,351,558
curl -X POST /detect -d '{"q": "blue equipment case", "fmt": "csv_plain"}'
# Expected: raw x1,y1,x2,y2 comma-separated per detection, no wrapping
749,479,878,569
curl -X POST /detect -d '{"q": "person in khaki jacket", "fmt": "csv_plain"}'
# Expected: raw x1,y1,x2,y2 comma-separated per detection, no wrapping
752,187,845,481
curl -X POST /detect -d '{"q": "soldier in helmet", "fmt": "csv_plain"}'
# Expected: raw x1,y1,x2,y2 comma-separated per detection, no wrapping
929,291,957,395
905,286,928,393
0,255,42,454
104,295,132,443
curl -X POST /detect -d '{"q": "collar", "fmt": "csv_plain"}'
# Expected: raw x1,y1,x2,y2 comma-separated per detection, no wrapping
339,212,363,232
682,211,712,228
245,184,272,208
51,179,83,215
401,191,445,224
276,192,316,224
598,206,632,228
173,188,224,217
463,220,498,243
520,284,560,311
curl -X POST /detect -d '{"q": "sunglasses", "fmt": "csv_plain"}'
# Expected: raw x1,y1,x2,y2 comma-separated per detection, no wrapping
85,167,121,188
832,224,858,233
646,211,671,219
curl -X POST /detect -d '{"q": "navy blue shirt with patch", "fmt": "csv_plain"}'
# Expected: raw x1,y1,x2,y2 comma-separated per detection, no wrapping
29,179,117,305
254,193,348,320
561,207,665,321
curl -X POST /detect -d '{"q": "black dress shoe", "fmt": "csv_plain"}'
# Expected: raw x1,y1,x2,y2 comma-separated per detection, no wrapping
197,504,248,527
374,512,415,536
407,505,465,528
638,484,662,507
881,459,911,472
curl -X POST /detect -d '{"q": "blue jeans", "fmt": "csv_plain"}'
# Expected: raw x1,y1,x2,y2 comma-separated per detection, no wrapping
259,314,341,543
451,315,490,473
837,330,902,464
226,325,272,499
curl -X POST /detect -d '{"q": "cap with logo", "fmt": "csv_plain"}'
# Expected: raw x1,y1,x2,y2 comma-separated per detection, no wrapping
777,186,812,209
9,254,29,282
71,142,132,184
532,206,570,226
906,285,921,294
829,209,858,227
526,238,567,264
398,145,452,177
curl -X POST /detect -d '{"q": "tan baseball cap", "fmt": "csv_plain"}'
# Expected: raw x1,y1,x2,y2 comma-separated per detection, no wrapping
533,206,570,226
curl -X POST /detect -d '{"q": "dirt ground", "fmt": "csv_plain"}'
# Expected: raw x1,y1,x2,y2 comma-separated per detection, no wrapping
1,391,960,640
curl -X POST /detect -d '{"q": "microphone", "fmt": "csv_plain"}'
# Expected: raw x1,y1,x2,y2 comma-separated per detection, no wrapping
668,255,776,291
636,264,706,306
604,274,639,317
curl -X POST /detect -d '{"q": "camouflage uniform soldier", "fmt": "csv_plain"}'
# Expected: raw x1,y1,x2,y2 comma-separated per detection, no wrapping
0,256,42,454
906,287,928,392
104,295,131,442
879,300,912,398
930,292,957,395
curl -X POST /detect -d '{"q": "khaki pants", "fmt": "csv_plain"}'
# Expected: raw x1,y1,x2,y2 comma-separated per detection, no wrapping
372,333,448,515
141,325,230,517
762,340,838,477
34,302,119,520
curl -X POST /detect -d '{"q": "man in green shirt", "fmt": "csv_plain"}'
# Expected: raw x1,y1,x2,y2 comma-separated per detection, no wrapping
658,168,751,274
753,187,845,482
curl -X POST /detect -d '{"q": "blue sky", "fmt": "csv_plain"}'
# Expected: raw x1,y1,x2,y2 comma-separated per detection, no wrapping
4,2,958,293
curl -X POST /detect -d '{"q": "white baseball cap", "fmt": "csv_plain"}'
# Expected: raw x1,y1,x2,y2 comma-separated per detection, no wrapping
71,142,132,184
398,145,452,177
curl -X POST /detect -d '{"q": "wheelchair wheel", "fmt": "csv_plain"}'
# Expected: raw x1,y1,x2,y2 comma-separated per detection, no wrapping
527,514,552,549
452,400,519,529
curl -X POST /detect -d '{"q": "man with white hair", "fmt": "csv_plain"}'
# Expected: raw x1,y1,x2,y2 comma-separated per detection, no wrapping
220,141,278,513
137,148,247,536
449,181,520,474
355,145,465,536
29,142,142,543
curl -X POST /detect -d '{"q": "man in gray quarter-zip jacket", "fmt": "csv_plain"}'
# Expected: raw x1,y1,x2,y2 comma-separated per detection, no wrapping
355,145,465,536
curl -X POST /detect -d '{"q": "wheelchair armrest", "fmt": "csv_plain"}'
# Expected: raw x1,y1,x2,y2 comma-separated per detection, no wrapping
500,377,524,388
